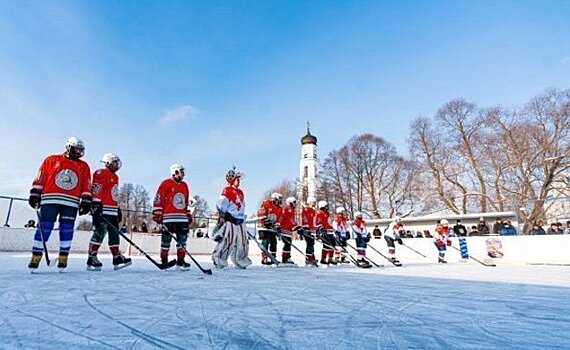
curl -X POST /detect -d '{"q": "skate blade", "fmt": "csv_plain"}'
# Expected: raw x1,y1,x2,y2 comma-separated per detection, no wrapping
87,266,102,272
58,268,66,273
113,261,132,271
175,266,190,271
30,268,38,274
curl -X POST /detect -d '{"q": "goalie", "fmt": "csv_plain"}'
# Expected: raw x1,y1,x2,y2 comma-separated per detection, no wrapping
211,167,252,269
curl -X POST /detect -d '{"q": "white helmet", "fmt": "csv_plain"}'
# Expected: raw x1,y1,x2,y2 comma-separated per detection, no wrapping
286,197,297,206
440,219,449,225
354,211,363,218
336,207,345,214
170,163,185,176
65,136,85,159
307,196,316,205
271,193,282,200
318,200,328,210
101,153,121,172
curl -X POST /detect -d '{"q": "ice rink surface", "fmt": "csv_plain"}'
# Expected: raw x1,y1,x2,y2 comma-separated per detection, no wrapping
1,253,569,350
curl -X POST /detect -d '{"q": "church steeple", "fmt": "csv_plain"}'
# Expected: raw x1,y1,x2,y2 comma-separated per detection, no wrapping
298,122,318,204
301,121,317,145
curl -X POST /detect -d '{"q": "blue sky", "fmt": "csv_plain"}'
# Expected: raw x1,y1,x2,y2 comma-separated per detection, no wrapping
0,0,569,214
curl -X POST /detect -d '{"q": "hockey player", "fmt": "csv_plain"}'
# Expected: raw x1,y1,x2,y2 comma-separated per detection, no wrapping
333,207,350,263
434,219,452,263
315,201,335,265
211,167,252,269
152,164,191,270
257,193,283,265
384,217,404,266
352,212,372,268
86,153,131,271
300,197,318,265
279,197,299,265
28,137,92,271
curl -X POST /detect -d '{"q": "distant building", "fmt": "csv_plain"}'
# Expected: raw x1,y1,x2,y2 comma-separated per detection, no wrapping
297,123,318,204
545,171,570,223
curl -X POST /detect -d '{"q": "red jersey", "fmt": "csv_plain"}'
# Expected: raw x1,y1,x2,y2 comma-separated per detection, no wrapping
153,178,190,223
315,209,333,230
280,206,298,232
217,185,245,221
434,225,450,243
257,199,282,226
301,206,316,229
352,217,367,235
91,167,119,216
333,214,348,232
32,154,91,208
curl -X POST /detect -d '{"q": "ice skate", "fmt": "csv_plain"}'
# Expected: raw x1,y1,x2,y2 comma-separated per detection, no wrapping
438,257,447,264
57,253,68,272
112,254,132,271
357,258,372,268
86,255,103,271
176,257,191,271
28,253,42,273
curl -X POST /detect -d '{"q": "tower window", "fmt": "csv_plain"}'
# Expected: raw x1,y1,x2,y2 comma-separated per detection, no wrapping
304,166,308,179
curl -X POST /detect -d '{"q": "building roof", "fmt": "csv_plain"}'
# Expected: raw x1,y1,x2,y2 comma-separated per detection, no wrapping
301,123,317,145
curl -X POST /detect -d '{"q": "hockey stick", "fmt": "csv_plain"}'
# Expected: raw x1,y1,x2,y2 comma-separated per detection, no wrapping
365,242,402,266
298,229,364,267
161,224,213,275
341,238,383,268
246,229,281,265
35,208,51,266
100,216,176,270
450,245,496,267
401,242,427,258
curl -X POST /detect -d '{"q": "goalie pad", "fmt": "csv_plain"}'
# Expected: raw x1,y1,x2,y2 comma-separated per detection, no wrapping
212,222,252,269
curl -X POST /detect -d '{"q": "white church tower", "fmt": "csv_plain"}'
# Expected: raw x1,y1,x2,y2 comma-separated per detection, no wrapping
297,123,318,204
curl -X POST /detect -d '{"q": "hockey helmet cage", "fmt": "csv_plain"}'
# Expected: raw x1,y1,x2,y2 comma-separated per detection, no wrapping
101,153,121,172
170,163,185,176
286,197,297,206
65,136,85,159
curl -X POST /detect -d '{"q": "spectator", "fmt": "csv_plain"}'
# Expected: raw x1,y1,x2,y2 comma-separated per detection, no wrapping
196,229,204,238
564,221,570,235
530,222,546,235
131,224,137,232
469,225,479,236
372,225,382,239
493,218,502,235
424,230,433,238
498,220,517,236
556,222,564,233
547,223,562,235
120,224,128,233
453,219,468,237
415,231,423,238
24,219,36,228
141,222,148,233
477,217,489,236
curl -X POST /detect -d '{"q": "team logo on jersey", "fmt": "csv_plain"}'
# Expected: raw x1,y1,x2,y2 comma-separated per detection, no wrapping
55,169,78,190
172,192,186,209
111,184,119,202
91,184,102,195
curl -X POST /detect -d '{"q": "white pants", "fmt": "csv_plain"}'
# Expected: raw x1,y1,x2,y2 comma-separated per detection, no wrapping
212,222,252,269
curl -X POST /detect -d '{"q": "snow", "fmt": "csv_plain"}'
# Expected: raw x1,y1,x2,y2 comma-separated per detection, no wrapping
1,253,569,349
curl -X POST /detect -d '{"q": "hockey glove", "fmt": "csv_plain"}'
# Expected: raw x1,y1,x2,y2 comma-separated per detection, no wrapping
79,195,92,216
152,209,163,224
435,239,445,247
397,238,403,245
447,239,452,247
28,188,42,209
91,201,103,218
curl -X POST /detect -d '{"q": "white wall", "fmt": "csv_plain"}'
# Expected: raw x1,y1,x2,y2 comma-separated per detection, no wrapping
1,227,568,265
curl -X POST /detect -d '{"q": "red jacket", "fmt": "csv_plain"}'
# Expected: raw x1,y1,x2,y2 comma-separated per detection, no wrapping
257,199,282,226
280,205,298,232
301,206,316,229
32,154,91,208
315,210,333,230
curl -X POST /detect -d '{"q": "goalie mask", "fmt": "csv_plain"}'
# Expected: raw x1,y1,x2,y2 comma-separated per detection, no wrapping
101,153,121,173
226,166,243,186
65,136,85,159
